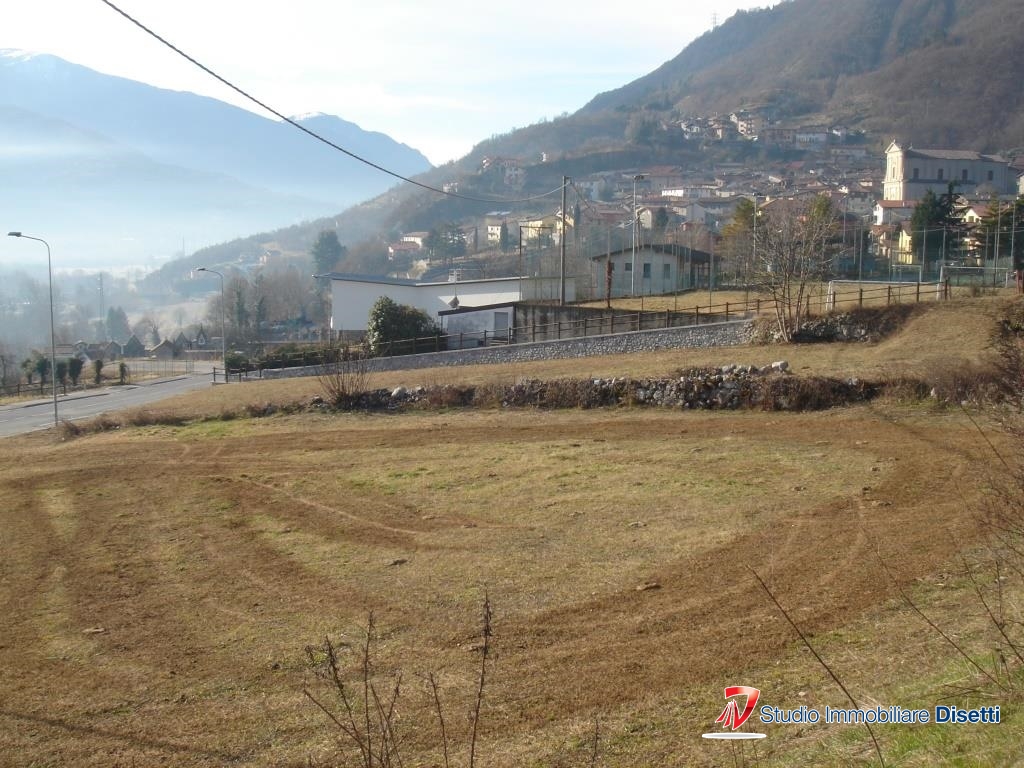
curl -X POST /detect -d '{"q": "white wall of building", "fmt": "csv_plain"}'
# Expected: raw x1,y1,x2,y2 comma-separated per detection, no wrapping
328,276,572,332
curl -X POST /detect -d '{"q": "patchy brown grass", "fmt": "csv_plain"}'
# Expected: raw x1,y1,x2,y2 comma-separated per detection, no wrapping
1,294,1022,766
0,401,1014,766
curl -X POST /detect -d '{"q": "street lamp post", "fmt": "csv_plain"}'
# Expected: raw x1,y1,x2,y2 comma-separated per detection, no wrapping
8,232,59,430
631,174,645,296
747,194,757,308
195,267,227,382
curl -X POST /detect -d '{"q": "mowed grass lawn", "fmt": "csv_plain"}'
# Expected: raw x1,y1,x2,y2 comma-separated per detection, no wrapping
0,296,1021,766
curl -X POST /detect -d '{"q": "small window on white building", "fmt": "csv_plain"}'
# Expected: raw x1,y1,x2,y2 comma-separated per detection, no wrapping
938,168,944,181
625,262,633,272
642,263,652,278
913,168,919,180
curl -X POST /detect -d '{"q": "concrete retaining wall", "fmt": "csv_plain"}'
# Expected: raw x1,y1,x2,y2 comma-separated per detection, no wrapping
258,319,752,380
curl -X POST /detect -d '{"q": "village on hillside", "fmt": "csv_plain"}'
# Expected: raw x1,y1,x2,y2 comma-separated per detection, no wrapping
373,111,1024,295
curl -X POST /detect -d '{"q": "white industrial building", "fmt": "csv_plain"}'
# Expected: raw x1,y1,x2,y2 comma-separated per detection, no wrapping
319,272,573,334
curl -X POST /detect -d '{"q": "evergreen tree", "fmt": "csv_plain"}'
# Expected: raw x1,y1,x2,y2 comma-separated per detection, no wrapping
910,187,958,272
312,230,346,274
34,355,50,385
56,360,68,391
106,306,132,342
365,297,439,355
499,221,510,253
68,357,84,386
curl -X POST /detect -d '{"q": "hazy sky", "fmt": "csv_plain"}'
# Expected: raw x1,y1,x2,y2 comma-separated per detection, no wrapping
5,0,770,165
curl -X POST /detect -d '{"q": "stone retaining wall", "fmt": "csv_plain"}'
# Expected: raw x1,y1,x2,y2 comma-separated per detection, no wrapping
259,319,752,380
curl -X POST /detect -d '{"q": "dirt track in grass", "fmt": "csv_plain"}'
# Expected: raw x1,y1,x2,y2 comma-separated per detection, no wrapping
0,397,1000,766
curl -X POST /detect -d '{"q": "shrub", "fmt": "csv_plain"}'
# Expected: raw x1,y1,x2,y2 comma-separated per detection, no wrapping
317,358,370,409
756,375,876,411
366,297,440,356
425,384,475,408
923,359,1004,404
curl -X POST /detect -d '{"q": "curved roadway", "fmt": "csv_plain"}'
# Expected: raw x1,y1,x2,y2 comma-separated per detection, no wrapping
0,372,219,438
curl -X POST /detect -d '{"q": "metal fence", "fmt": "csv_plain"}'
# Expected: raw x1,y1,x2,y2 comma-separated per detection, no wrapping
379,279,960,357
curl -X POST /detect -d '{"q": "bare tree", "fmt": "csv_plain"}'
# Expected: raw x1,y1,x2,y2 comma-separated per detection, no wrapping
753,195,839,341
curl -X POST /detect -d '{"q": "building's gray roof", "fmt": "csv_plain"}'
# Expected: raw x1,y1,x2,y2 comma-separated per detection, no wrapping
318,272,529,288
905,148,1008,163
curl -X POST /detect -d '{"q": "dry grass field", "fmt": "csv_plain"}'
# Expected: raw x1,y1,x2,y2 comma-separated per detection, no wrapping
1,296,1022,766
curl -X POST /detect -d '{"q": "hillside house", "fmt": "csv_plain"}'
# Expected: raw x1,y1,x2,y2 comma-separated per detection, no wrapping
484,212,513,244
151,339,177,360
679,117,709,141
387,241,422,261
794,127,829,150
121,335,146,358
874,200,915,226
730,110,765,138
398,232,428,248
760,127,796,147
643,166,687,191
519,215,561,245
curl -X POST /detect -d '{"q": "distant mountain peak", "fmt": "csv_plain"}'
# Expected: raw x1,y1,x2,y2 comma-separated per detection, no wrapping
0,52,433,268
0,48,41,63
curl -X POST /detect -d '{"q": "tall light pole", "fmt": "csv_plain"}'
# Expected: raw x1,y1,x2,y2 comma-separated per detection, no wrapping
747,195,757,308
195,267,227,382
631,174,645,296
8,232,59,430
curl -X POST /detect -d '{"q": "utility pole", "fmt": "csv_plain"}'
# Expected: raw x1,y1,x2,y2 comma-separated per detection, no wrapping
560,176,568,305
518,225,523,300
98,272,106,341
747,195,756,307
995,200,1003,286
709,226,715,307
605,225,612,307
1012,200,1019,292
631,174,645,295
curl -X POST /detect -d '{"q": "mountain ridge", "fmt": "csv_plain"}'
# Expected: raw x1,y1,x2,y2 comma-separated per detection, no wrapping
0,49,433,268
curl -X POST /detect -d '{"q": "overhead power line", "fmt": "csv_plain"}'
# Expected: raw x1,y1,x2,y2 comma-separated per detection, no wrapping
96,0,565,205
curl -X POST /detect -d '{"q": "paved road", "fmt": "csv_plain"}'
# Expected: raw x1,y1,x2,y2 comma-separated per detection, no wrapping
0,373,219,438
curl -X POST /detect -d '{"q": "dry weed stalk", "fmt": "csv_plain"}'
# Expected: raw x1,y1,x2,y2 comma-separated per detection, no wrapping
303,613,404,768
317,355,370,409
427,673,451,768
750,568,885,767
468,593,491,768
306,598,496,768
873,548,1007,693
